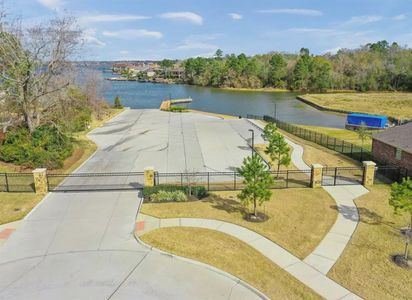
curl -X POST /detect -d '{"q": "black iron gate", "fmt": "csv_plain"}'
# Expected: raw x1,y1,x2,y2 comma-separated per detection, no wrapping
47,172,144,192
322,167,364,186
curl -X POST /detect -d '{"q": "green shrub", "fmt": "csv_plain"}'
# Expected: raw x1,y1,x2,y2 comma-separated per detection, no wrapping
0,125,73,169
151,190,188,202
143,184,208,200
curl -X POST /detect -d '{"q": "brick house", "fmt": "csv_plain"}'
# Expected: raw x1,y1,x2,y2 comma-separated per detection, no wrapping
372,123,412,174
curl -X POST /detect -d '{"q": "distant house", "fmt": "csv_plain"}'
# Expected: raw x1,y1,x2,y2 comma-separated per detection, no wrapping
372,123,412,174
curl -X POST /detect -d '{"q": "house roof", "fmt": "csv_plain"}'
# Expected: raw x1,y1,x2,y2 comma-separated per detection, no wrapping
372,122,412,153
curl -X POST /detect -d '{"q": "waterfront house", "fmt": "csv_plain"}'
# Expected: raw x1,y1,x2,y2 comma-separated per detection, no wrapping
372,122,412,174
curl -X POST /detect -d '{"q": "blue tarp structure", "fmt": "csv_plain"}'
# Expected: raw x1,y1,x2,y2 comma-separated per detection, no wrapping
346,113,388,128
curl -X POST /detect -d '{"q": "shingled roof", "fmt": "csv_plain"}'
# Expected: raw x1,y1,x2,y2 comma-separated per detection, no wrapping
372,122,412,153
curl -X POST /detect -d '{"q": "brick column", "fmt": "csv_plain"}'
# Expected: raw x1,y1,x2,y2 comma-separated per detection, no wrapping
311,164,323,188
144,167,155,187
362,161,377,187
32,168,48,194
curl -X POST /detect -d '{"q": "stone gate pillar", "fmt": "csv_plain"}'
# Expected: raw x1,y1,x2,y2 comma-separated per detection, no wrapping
144,167,155,187
32,168,48,194
363,161,377,187
311,164,323,188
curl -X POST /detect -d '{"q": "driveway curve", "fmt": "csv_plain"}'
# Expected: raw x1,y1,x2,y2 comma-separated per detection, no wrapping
0,109,265,300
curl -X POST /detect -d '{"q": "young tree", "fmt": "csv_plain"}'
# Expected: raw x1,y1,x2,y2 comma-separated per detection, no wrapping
390,178,412,263
356,122,370,147
114,96,123,109
237,155,274,218
0,14,82,132
261,122,277,141
265,132,291,175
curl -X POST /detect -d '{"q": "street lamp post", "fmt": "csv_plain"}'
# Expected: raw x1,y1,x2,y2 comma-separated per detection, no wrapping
249,129,255,157
274,103,277,120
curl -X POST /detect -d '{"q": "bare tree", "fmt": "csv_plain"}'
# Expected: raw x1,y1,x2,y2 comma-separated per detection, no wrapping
0,11,82,132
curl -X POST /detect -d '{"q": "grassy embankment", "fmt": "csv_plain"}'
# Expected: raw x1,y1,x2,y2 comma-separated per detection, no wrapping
294,125,374,151
141,189,337,259
141,227,321,299
257,120,360,168
329,185,411,299
0,108,125,225
300,92,412,121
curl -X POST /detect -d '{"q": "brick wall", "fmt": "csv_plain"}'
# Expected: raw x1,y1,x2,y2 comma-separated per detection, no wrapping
372,139,412,174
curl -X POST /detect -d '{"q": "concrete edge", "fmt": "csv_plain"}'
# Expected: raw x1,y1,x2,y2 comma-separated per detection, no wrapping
134,235,269,300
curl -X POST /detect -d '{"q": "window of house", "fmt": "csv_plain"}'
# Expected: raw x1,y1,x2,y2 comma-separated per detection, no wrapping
395,148,402,160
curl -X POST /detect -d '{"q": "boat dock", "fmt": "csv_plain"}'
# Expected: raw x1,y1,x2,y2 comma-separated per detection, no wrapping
160,98,192,110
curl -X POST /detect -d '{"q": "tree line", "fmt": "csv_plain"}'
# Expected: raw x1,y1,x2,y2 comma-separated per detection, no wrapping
181,41,412,92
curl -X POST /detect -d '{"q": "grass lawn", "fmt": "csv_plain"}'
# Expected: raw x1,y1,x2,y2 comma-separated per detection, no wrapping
0,193,44,224
0,108,125,225
329,185,411,299
141,189,337,259
295,125,374,151
141,227,321,300
301,92,412,120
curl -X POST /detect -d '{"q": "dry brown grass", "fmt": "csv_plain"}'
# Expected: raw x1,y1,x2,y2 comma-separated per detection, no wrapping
295,125,374,151
302,92,412,120
329,185,412,299
141,227,321,300
0,193,44,224
141,189,337,259
278,128,361,168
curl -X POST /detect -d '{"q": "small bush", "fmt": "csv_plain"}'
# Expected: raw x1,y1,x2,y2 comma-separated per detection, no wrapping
143,184,208,200
151,190,188,202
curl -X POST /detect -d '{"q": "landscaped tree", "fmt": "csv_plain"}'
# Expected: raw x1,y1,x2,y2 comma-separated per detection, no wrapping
389,178,412,264
237,155,274,219
261,122,277,141
265,132,291,175
114,96,123,109
356,122,370,147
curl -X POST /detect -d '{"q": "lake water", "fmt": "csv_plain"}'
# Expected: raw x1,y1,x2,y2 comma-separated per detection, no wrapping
102,74,346,128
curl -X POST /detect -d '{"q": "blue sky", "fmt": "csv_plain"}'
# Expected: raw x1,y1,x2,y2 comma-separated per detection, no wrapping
9,0,412,60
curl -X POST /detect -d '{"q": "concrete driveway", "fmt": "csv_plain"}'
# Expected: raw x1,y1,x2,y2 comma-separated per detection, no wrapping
0,110,265,299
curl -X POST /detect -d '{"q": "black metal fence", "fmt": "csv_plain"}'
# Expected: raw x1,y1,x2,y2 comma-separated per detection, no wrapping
247,114,373,162
47,172,144,192
322,167,364,186
154,170,312,191
375,166,408,184
0,173,35,192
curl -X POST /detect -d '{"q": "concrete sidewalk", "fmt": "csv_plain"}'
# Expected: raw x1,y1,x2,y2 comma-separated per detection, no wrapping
136,214,361,300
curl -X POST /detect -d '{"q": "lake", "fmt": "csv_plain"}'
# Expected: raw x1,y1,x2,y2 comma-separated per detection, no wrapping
102,76,346,128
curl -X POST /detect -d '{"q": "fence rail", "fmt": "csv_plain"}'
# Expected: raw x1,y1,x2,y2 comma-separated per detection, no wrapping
247,114,373,162
0,173,35,192
154,169,312,191
47,172,145,192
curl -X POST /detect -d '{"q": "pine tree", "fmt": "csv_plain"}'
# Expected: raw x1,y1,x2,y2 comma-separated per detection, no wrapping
265,132,291,175
237,155,274,218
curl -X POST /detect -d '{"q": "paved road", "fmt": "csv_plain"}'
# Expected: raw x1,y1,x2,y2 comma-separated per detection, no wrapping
0,110,265,300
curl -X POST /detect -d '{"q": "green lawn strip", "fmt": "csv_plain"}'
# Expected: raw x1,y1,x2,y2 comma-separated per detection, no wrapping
141,227,321,300
328,185,411,299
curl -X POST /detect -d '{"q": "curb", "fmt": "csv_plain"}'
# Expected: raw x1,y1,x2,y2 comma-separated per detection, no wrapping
135,235,269,300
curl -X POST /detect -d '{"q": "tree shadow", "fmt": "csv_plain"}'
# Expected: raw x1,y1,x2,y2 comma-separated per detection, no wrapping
204,194,246,215
330,205,396,227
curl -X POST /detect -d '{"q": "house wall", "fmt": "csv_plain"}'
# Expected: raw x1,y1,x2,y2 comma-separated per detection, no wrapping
372,139,412,174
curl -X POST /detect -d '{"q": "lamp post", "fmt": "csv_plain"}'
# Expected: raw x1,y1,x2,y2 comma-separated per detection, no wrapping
249,129,255,157
274,103,277,120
